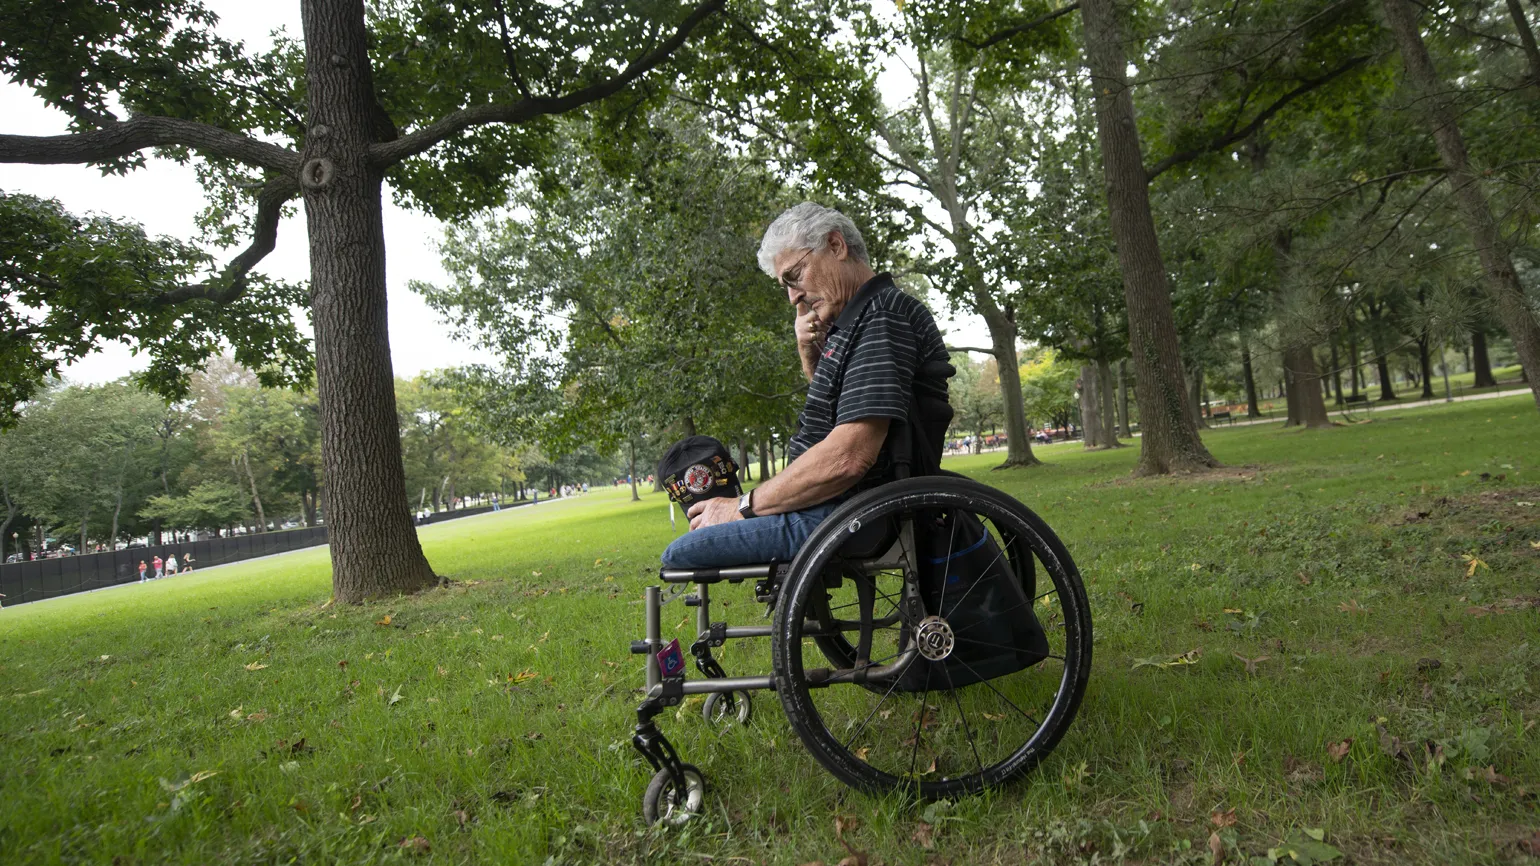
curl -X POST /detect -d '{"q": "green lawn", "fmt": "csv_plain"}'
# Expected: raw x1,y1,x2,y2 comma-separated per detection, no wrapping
3,398,1538,865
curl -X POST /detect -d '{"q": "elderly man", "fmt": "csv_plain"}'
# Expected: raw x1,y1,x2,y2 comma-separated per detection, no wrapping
661,202,949,569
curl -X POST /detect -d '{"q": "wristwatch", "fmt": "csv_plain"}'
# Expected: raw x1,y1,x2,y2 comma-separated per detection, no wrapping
738,490,757,519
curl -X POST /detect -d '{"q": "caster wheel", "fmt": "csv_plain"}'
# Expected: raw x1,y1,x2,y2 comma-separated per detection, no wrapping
642,763,706,825
702,691,753,728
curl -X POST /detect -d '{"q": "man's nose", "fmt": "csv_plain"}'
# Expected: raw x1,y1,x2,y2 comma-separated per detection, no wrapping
787,285,805,306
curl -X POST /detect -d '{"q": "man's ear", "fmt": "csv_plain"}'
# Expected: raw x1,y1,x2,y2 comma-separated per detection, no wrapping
827,230,848,260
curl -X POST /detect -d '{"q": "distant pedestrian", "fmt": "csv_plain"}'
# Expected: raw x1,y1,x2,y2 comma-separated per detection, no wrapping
138,560,148,583
152,555,163,579
166,554,178,575
181,553,194,573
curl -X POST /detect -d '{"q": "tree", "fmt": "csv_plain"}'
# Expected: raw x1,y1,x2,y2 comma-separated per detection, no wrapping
948,354,1006,452
0,0,729,601
1380,0,1540,410
140,480,250,534
1020,347,1078,437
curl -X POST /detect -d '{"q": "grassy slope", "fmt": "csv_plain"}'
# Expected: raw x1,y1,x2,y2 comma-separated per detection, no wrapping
1,397,1537,865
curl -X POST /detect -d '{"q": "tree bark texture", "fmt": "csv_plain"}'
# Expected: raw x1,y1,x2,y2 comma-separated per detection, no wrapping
962,277,1039,466
1188,364,1208,428
1417,335,1435,399
759,438,771,481
1098,360,1123,446
1382,0,1540,410
1240,334,1261,417
1370,334,1397,400
1079,364,1106,448
1117,360,1132,435
1080,0,1218,474
302,0,436,602
1506,0,1540,90
1282,344,1332,428
1471,330,1498,387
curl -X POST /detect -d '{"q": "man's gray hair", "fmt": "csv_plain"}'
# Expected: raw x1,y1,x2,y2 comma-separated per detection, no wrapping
757,202,869,277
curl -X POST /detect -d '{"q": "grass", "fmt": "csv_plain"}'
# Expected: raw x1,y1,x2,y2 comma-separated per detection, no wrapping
2,397,1538,865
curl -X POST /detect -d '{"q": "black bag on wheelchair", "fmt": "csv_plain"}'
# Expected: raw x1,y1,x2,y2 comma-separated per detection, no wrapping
888,507,1050,692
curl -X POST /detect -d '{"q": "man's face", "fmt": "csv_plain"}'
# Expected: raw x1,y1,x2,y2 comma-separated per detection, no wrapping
775,232,853,318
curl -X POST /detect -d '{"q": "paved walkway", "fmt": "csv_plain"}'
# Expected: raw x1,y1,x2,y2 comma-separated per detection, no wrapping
1209,385,1532,430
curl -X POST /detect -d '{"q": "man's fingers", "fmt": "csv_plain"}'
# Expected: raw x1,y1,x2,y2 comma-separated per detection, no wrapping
795,301,810,316
686,502,705,518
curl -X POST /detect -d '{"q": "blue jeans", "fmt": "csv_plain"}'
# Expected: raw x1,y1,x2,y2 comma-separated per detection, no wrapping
661,503,841,569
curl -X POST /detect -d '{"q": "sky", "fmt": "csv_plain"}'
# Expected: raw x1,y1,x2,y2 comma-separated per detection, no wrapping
0,1,992,389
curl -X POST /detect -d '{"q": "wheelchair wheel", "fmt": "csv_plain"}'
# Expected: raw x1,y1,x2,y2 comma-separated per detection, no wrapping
772,476,1092,797
642,763,706,825
702,690,753,728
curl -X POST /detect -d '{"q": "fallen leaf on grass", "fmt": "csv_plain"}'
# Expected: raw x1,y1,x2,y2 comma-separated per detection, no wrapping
375,614,392,626
398,836,430,854
512,670,538,685
243,661,268,671
1337,599,1367,614
1531,541,1540,550
912,822,936,849
247,711,269,723
1234,654,1269,675
1132,648,1202,670
1211,808,1237,828
228,706,244,720
1461,553,1489,577
1209,831,1224,865
388,685,404,706
1327,739,1353,763
980,712,1006,721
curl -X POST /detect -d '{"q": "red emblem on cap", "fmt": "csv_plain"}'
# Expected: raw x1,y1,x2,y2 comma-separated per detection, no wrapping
683,464,712,494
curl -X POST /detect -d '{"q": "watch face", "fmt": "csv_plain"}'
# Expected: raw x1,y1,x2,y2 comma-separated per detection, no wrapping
683,464,713,495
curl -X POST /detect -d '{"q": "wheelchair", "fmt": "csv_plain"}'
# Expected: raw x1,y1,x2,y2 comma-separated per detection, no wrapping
627,469,1093,824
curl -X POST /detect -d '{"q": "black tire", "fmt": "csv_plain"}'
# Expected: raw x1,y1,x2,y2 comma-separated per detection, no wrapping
771,476,1092,797
702,690,753,728
642,764,706,825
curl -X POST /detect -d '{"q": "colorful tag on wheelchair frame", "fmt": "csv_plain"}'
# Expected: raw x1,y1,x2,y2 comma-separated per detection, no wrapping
656,638,686,679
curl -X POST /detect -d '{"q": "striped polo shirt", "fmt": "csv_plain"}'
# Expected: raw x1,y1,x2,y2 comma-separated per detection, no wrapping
787,273,950,487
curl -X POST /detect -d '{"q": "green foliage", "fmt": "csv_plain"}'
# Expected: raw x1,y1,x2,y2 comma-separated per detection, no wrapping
0,192,311,424
1020,347,1078,427
416,111,803,456
138,479,250,531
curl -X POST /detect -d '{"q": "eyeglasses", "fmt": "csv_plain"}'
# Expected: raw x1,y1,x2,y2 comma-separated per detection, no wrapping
779,247,817,291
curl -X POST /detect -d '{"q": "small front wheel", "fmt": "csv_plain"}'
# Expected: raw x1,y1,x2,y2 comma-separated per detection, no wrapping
642,764,706,825
702,691,753,728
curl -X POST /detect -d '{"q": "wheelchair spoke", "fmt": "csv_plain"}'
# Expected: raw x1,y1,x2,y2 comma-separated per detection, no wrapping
939,662,985,780
949,590,1060,637
936,511,961,624
949,656,1043,729
953,635,1066,661
840,669,907,755
908,665,934,781
939,542,1009,620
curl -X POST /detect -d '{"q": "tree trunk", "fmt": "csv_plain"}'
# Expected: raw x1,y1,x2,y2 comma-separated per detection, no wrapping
1371,333,1398,400
0,481,15,561
1098,359,1124,446
302,0,436,601
1240,334,1261,417
1382,0,1540,410
681,415,697,438
1283,344,1333,428
1348,333,1362,397
759,438,771,481
1188,365,1209,429
628,441,640,503
1117,360,1132,435
240,450,266,530
1330,340,1344,404
1079,364,1105,448
1505,0,1540,90
1080,0,1219,475
1417,335,1435,398
1471,330,1498,387
737,436,750,483
80,507,90,552
977,307,1040,467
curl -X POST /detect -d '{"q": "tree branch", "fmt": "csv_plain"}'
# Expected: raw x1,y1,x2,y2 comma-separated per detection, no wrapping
488,0,535,99
156,175,299,305
370,0,726,168
959,2,1081,51
1144,55,1371,181
0,115,299,174
946,345,998,356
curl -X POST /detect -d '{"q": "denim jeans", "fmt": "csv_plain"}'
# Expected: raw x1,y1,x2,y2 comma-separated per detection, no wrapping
660,502,841,569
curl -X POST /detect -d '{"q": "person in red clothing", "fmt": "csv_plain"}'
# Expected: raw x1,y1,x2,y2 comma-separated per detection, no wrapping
138,560,148,583
152,555,163,579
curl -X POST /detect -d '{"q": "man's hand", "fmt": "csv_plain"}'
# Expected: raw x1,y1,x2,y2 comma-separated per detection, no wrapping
686,496,744,531
795,302,826,352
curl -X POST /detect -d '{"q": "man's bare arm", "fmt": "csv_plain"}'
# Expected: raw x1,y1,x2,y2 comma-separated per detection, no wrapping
750,418,889,515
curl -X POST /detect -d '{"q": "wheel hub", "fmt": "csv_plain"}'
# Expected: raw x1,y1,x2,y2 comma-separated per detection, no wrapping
914,616,955,661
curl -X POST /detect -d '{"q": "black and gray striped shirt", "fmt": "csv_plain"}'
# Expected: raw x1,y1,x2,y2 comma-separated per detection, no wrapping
788,273,950,487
